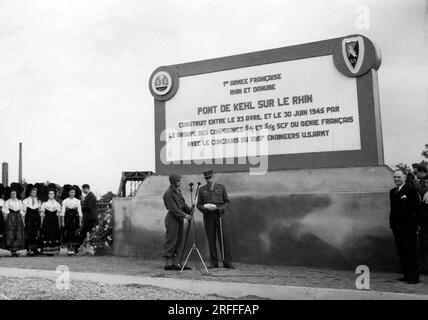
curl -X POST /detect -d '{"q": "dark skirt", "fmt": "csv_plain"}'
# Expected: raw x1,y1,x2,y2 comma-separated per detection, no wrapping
64,208,80,246
40,209,61,255
5,210,26,252
25,207,41,251
0,207,5,249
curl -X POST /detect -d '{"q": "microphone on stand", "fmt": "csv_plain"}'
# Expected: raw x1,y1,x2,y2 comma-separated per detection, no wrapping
189,182,195,214
194,182,201,203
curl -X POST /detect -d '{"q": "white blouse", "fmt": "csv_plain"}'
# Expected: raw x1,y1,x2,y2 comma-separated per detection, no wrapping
0,199,4,208
23,197,42,211
2,198,24,217
40,200,62,216
60,197,83,217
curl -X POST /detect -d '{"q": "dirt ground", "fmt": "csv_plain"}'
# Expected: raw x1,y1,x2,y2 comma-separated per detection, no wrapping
0,276,235,300
1,250,428,296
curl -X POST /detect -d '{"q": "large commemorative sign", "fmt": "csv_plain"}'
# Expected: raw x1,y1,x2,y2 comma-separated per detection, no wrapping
150,35,383,175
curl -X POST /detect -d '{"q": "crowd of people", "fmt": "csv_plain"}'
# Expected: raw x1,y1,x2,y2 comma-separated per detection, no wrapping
0,182,98,257
390,162,428,284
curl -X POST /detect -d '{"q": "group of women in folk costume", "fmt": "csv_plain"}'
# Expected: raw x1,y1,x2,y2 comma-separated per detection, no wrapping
0,182,83,257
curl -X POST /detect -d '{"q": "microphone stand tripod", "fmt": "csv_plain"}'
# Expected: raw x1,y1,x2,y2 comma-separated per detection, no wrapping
180,182,209,275
179,182,194,265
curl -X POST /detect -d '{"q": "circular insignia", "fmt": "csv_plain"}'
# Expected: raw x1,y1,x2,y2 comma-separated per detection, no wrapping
149,67,179,101
151,71,172,96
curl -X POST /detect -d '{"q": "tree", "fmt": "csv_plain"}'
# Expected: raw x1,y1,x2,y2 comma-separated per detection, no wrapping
394,162,412,173
422,144,428,160
101,191,116,202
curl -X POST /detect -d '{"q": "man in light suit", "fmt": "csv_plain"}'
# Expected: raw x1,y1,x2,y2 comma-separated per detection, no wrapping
390,169,421,284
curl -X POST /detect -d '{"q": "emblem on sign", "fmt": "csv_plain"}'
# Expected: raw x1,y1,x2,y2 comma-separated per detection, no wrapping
151,71,173,96
342,36,365,74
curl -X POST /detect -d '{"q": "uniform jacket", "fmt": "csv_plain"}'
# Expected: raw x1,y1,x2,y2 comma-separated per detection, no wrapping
163,185,191,220
416,178,428,196
82,191,98,220
390,184,421,231
416,178,428,222
197,183,230,215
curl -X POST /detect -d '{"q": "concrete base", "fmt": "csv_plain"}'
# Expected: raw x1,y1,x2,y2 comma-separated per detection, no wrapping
112,166,397,271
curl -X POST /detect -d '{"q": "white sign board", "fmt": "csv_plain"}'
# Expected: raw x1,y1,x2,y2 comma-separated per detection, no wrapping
164,55,360,162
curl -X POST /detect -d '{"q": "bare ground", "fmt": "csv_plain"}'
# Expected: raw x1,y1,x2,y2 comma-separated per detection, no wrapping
0,276,236,300
1,249,427,296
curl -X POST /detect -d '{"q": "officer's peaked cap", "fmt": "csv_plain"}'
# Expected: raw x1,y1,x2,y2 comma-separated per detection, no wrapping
203,169,214,178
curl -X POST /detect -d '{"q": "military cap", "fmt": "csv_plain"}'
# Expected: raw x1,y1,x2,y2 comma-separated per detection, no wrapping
203,169,214,178
169,174,182,184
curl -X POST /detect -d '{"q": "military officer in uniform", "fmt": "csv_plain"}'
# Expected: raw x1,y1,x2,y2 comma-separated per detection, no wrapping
163,174,193,271
197,170,235,269
390,169,421,284
414,164,428,273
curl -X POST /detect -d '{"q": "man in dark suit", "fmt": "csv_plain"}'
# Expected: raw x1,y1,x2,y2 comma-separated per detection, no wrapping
80,184,98,244
197,169,234,269
390,169,421,284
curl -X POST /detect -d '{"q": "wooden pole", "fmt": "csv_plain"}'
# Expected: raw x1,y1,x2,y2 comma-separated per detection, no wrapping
19,142,22,183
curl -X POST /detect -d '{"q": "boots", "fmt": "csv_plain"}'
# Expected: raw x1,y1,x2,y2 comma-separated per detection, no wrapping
164,257,179,270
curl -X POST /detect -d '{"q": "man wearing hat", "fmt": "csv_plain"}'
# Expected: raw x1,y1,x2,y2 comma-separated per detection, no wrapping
413,164,428,273
163,173,194,270
197,170,234,269
412,163,428,195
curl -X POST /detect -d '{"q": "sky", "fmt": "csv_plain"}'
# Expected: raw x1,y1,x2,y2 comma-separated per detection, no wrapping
0,0,427,196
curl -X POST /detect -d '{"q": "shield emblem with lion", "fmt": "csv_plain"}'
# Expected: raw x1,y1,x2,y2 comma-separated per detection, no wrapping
342,36,365,74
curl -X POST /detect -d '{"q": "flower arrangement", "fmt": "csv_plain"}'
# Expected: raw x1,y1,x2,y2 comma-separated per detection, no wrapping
87,203,113,255
79,192,115,255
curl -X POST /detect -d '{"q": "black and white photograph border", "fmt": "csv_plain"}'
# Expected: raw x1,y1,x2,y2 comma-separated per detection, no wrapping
0,0,427,307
